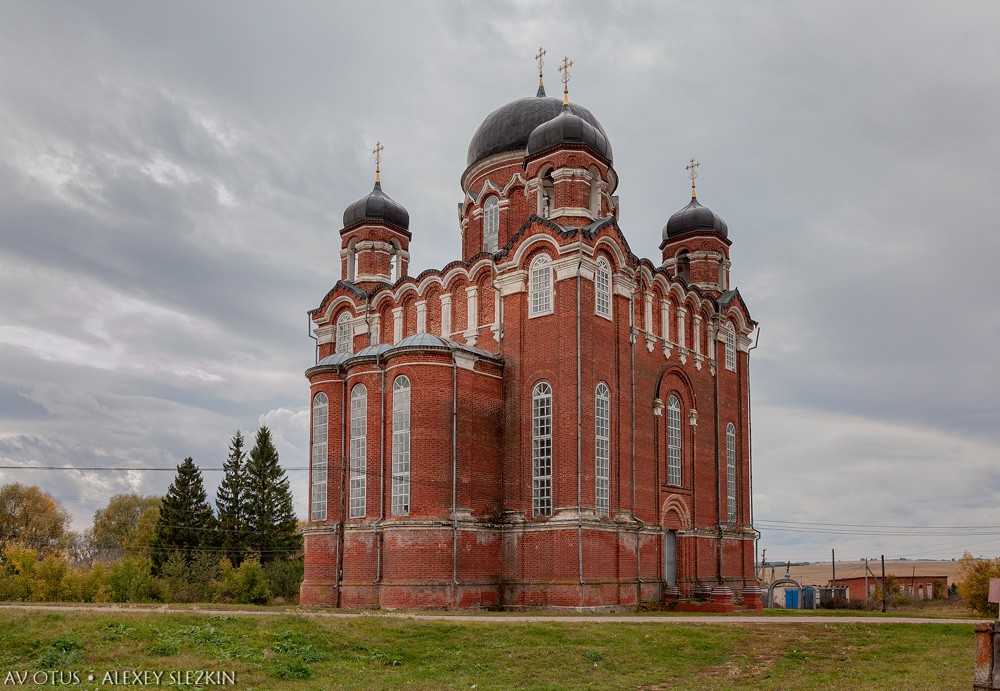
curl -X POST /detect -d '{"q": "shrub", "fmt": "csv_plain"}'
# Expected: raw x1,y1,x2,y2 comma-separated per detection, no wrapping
106,558,154,602
217,555,271,605
957,551,1000,616
264,558,303,602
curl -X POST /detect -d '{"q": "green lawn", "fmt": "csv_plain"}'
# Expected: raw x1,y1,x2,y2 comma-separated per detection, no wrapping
0,609,975,689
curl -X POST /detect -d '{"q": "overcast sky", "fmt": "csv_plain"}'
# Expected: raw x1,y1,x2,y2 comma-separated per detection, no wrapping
1,1,997,563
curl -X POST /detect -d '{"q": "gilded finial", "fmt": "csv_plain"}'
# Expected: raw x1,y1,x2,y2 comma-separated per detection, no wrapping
558,55,574,105
686,158,700,198
372,141,384,183
535,46,547,91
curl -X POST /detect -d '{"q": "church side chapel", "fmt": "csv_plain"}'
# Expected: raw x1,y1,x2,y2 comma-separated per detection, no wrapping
300,52,760,610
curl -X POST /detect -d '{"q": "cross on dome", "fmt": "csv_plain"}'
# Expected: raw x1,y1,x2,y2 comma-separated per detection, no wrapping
558,56,574,105
686,158,700,198
373,141,384,182
535,46,546,89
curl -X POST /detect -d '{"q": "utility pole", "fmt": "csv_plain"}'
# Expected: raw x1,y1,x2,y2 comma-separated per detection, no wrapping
864,558,868,606
832,548,836,586
881,554,887,613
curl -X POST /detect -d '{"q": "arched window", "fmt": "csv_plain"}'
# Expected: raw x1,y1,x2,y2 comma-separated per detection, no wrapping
310,392,328,521
336,312,353,354
391,376,411,516
346,239,358,282
539,169,555,217
718,258,727,290
667,395,682,485
529,254,553,317
726,422,737,524
589,167,601,216
532,381,553,517
595,383,610,517
389,250,399,282
725,323,736,371
595,256,612,319
677,250,691,283
483,196,499,254
349,384,367,518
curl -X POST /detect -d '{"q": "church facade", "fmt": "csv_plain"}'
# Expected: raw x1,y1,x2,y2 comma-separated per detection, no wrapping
300,65,759,610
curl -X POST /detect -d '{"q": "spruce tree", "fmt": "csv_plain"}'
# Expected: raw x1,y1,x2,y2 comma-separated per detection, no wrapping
245,427,301,563
150,457,215,572
215,431,249,565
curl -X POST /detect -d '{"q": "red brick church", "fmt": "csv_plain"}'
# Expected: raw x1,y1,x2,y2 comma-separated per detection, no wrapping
300,58,759,610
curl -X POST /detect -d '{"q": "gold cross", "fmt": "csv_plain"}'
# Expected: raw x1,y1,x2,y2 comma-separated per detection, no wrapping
558,56,574,104
535,46,546,86
686,158,700,197
373,141,383,182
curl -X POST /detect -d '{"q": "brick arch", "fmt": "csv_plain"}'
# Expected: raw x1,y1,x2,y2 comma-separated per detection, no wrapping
661,495,692,530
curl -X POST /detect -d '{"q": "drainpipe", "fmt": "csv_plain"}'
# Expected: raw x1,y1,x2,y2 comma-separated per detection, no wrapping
713,315,723,584
308,313,319,365
451,348,459,607
373,354,386,587
336,371,348,608
576,239,584,606
630,279,642,592
747,326,761,579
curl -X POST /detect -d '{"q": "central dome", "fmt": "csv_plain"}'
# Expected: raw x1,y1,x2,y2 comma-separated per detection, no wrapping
466,93,611,169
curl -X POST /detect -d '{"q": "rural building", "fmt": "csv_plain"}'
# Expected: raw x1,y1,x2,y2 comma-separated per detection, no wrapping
835,575,948,601
300,63,759,609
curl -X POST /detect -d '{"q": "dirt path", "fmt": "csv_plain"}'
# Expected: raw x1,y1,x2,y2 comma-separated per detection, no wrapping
0,603,982,625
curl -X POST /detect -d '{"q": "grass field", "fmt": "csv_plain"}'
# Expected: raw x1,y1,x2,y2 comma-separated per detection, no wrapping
0,607,978,690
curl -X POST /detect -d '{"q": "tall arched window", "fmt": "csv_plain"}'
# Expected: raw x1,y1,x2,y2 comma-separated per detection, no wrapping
725,323,736,371
595,256,612,319
529,254,553,317
391,376,411,516
349,384,367,518
336,312,353,354
595,382,610,517
539,169,555,217
726,422,737,524
310,393,328,521
677,250,691,283
532,381,553,517
667,395,682,485
483,196,499,254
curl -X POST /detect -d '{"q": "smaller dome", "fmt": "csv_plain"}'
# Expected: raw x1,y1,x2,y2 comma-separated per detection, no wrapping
663,197,728,241
342,181,409,231
526,104,612,162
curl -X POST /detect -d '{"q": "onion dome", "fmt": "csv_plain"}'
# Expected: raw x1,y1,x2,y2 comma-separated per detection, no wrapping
466,92,611,169
526,103,612,161
663,197,729,241
342,181,409,232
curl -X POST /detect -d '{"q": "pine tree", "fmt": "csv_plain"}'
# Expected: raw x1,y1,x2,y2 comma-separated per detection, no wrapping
150,457,215,572
215,431,249,565
245,427,301,563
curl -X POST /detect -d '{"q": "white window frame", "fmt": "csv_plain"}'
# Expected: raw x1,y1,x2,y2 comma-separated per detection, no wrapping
595,382,610,517
532,381,553,517
391,376,411,516
336,312,353,355
483,196,499,254
726,422,737,524
595,256,612,319
725,323,736,371
529,254,553,318
310,393,328,521
349,384,367,518
667,395,682,486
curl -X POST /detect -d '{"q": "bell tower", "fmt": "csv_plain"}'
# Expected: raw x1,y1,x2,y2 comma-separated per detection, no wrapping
340,142,411,287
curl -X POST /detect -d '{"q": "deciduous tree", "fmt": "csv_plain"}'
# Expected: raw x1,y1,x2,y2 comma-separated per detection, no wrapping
0,483,70,555
90,494,161,561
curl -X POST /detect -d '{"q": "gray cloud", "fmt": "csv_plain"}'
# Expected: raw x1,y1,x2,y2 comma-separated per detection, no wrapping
1,1,997,559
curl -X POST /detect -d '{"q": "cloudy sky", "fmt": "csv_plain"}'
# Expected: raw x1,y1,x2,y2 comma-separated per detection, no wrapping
1,1,997,563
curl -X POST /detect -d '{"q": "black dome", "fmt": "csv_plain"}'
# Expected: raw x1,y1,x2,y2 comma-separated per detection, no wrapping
663,197,728,241
466,93,611,168
526,104,612,161
342,181,409,231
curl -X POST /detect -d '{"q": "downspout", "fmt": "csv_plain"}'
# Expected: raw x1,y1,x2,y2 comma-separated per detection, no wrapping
713,315,723,584
576,239,584,605
631,279,643,591
747,326,761,579
451,348,459,606
336,371,348,608
373,354,386,587
308,313,319,365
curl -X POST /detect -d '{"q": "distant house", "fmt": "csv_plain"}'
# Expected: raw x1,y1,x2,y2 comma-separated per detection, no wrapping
833,575,948,601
